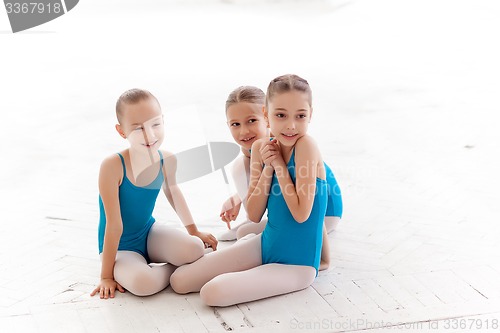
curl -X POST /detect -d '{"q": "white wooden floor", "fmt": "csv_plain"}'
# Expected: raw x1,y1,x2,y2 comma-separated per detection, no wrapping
1,0,500,332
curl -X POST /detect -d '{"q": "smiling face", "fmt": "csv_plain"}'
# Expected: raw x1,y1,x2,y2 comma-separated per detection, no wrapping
226,102,268,151
116,97,165,152
266,90,312,147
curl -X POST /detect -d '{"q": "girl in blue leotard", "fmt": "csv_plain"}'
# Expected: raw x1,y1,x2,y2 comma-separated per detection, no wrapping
90,89,218,299
218,85,343,270
171,74,335,306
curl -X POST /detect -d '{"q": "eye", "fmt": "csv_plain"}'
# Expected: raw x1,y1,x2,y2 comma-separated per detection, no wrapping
134,126,143,131
153,123,161,127
275,113,285,118
297,114,307,119
248,118,258,124
231,122,240,127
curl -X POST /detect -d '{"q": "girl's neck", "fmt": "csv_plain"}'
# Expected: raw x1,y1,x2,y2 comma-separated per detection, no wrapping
277,142,294,164
127,148,161,179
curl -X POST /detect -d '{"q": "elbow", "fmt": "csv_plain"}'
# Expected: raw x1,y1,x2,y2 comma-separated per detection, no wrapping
246,198,259,223
168,185,180,197
294,217,308,223
247,211,262,224
247,206,263,223
105,221,123,238
291,201,314,223
293,211,311,223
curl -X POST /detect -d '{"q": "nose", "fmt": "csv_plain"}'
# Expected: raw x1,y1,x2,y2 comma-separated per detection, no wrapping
286,119,295,130
142,126,157,144
240,125,250,136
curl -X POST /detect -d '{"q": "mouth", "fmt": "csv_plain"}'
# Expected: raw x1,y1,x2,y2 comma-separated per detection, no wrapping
281,133,298,139
143,140,158,148
241,136,256,144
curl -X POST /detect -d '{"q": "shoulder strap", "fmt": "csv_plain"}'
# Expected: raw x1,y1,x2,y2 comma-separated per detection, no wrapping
287,148,296,166
158,150,164,166
116,153,126,177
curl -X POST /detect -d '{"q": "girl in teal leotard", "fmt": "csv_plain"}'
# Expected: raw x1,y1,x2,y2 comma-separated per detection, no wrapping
218,85,343,270
171,74,335,306
90,89,218,299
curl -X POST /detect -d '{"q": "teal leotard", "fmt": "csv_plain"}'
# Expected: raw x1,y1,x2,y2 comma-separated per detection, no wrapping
261,149,328,274
250,146,342,218
98,151,164,261
324,163,342,218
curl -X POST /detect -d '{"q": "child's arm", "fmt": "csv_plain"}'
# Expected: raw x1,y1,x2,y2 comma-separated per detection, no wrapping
246,139,274,223
273,135,322,223
91,155,125,299
161,151,218,250
220,156,247,224
220,194,242,224
231,155,250,211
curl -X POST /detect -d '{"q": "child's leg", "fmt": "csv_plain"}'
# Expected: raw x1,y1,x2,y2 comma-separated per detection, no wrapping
319,224,330,271
218,220,251,241
235,218,268,239
324,216,340,233
147,223,205,266
170,234,262,294
113,251,176,296
200,263,316,307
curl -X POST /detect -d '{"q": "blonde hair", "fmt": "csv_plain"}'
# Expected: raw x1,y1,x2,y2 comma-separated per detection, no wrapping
266,74,312,107
225,86,266,112
116,88,159,123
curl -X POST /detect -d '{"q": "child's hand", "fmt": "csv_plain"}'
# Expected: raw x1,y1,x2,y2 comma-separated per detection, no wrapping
194,231,218,251
220,200,241,227
90,278,125,299
260,138,279,167
261,138,285,169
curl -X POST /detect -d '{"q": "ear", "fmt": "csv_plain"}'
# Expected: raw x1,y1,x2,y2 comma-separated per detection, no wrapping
263,106,270,128
115,124,127,139
309,107,313,122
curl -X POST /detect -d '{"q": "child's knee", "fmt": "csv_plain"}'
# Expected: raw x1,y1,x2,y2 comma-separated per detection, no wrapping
236,226,249,240
116,269,166,296
170,267,191,294
295,267,316,290
185,237,205,263
200,278,227,307
168,237,204,266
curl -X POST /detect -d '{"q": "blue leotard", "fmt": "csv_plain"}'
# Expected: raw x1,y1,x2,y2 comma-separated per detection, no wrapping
250,145,342,218
261,149,328,274
324,163,343,218
98,151,164,261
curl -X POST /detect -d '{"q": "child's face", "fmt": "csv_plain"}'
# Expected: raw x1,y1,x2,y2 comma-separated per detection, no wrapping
117,98,165,151
266,90,312,147
226,102,268,150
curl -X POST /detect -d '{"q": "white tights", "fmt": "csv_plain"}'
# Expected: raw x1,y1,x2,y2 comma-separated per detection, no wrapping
170,234,316,307
235,219,266,239
324,216,340,234
112,223,205,296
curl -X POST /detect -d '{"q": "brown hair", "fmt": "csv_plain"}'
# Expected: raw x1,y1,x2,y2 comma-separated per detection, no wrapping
115,88,159,123
266,74,312,107
225,86,266,112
